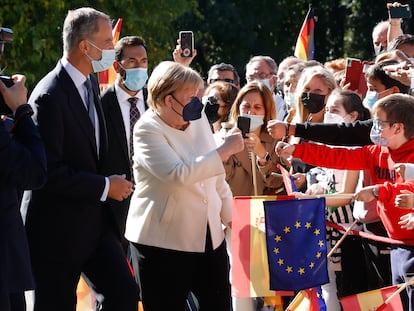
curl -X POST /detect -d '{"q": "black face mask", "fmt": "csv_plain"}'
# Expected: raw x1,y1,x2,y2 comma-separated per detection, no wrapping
301,92,326,113
203,96,221,124
204,103,220,124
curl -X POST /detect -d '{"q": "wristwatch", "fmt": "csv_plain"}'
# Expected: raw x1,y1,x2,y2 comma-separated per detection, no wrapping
372,187,379,198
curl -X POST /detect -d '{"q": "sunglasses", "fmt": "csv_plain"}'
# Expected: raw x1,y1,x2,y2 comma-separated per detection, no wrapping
208,78,235,84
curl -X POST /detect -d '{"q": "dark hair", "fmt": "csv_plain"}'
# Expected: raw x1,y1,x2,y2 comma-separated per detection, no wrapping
115,36,146,62
373,93,414,139
207,63,240,86
387,34,414,52
365,59,410,94
331,89,371,121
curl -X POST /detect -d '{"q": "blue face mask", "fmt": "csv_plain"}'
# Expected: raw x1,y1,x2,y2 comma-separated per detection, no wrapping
363,91,378,109
171,95,203,121
370,119,390,147
121,66,148,91
86,40,115,73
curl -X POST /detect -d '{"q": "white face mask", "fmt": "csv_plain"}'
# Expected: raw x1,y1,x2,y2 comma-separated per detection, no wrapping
257,78,271,90
86,40,116,73
323,111,345,124
284,92,295,109
241,113,264,131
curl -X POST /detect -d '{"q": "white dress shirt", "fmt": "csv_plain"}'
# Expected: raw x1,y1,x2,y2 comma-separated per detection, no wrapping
114,83,145,155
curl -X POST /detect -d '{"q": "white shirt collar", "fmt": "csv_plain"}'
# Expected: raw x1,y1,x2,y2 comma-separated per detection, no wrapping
61,57,89,87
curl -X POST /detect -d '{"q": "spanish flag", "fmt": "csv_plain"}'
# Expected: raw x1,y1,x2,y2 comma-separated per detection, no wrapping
340,285,403,311
230,196,294,298
294,4,315,61
286,287,326,311
98,18,123,92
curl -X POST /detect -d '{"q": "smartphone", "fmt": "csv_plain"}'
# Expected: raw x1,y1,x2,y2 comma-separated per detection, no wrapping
344,58,363,92
179,31,194,58
389,5,412,19
237,116,250,138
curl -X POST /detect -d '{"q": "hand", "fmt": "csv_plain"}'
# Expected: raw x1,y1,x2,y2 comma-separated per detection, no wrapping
292,173,306,189
306,182,325,195
275,141,295,160
395,190,414,209
0,74,27,113
245,132,262,153
172,39,197,67
353,185,377,202
398,212,414,230
394,163,406,179
217,127,244,161
387,2,404,21
108,174,134,202
267,120,288,140
383,50,413,87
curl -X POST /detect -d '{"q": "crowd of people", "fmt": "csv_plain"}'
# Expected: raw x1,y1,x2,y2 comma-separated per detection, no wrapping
3,2,414,311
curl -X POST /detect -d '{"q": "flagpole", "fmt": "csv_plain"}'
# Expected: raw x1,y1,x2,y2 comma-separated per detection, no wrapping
295,193,355,200
327,219,358,258
250,152,258,196
376,275,414,310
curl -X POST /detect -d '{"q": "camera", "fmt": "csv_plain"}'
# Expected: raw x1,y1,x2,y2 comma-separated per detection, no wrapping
0,27,14,116
389,5,412,19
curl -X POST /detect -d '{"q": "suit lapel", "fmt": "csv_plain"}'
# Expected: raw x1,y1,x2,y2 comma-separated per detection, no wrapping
107,88,129,163
56,65,98,158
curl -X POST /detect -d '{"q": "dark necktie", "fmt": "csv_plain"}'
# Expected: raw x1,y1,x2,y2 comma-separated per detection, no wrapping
128,97,140,180
84,79,96,128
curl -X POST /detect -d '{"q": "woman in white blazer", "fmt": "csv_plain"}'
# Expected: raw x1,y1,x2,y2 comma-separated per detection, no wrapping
125,61,244,311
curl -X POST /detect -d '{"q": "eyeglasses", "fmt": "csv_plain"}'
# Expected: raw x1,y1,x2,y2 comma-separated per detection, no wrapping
208,78,235,84
372,119,396,132
246,72,273,82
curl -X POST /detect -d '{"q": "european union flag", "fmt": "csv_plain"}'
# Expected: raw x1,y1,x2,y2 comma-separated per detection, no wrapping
264,198,328,291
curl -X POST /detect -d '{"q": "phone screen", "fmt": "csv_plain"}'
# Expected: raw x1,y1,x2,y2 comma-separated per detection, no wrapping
389,5,412,19
179,31,194,58
237,116,250,138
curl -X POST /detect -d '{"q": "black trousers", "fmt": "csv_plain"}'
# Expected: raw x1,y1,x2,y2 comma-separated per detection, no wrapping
132,232,231,311
31,231,139,311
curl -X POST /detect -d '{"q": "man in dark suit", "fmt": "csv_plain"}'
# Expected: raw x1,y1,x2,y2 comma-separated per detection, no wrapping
101,36,148,252
25,8,139,311
0,75,46,311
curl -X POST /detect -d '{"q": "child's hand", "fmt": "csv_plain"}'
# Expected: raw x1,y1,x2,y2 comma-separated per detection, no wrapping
394,163,406,180
398,212,414,230
275,141,295,160
354,186,377,202
395,190,414,209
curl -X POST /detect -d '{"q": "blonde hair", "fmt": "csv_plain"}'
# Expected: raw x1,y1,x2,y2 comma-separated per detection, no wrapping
294,66,337,122
147,61,203,110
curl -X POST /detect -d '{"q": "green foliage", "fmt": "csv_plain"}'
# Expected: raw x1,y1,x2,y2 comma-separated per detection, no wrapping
0,0,408,91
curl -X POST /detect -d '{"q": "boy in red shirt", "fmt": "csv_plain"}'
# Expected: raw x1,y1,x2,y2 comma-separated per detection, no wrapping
276,93,414,311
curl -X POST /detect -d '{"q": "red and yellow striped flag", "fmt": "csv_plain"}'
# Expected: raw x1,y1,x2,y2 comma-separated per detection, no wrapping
230,196,294,298
294,4,315,61
98,18,123,92
340,285,403,311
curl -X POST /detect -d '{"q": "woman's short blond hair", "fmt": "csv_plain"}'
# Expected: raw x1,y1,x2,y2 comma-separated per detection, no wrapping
147,61,203,110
